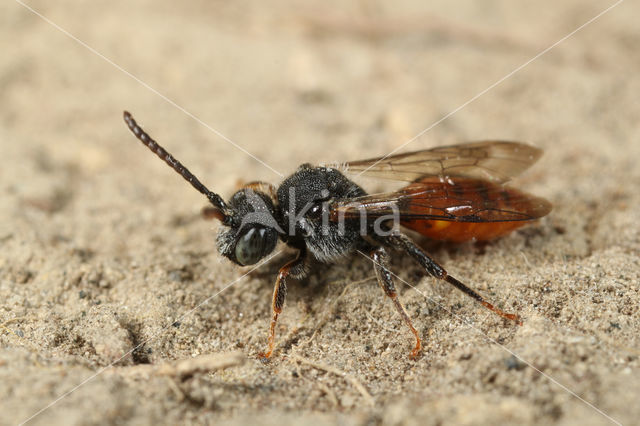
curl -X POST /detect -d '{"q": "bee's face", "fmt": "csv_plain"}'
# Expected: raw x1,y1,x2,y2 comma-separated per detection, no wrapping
216,188,280,266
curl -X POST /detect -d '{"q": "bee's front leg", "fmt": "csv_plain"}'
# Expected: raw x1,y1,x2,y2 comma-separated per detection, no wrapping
258,250,308,360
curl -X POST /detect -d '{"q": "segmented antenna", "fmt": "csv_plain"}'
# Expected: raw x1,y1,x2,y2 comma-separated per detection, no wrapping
123,111,228,216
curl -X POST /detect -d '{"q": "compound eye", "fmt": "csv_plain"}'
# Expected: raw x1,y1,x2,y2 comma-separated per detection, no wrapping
235,227,269,266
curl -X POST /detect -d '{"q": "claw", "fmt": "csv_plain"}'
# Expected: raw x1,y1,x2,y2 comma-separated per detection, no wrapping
409,341,422,360
258,351,272,362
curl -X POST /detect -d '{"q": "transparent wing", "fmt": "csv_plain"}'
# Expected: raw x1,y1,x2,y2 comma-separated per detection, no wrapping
339,141,543,184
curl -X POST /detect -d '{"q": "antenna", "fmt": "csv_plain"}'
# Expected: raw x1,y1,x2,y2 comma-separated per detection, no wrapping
123,111,229,221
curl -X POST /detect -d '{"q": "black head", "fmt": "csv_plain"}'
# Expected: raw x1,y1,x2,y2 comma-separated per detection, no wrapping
216,188,280,266
123,111,280,266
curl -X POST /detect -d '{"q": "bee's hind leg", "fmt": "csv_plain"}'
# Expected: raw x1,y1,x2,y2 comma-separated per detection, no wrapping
387,233,521,324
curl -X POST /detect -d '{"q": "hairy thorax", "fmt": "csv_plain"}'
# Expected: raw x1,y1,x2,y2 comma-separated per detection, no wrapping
276,165,368,262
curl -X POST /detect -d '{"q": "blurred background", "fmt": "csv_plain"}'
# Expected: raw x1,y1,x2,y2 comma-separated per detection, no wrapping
1,1,638,425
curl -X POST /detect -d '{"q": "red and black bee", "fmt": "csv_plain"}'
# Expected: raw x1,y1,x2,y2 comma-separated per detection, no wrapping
123,111,551,359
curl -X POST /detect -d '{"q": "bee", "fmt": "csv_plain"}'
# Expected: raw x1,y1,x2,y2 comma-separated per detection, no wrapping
123,111,551,359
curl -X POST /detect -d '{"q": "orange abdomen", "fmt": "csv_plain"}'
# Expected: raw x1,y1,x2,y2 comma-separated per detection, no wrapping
399,177,550,243
402,219,528,243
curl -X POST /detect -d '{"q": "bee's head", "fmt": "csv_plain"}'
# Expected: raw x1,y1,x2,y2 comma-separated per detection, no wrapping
123,111,281,266
215,188,281,266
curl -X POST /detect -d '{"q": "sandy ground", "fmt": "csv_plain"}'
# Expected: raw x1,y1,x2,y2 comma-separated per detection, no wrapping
1,1,639,425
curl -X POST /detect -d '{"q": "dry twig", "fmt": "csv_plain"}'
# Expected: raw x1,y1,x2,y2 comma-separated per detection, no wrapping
111,351,246,379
